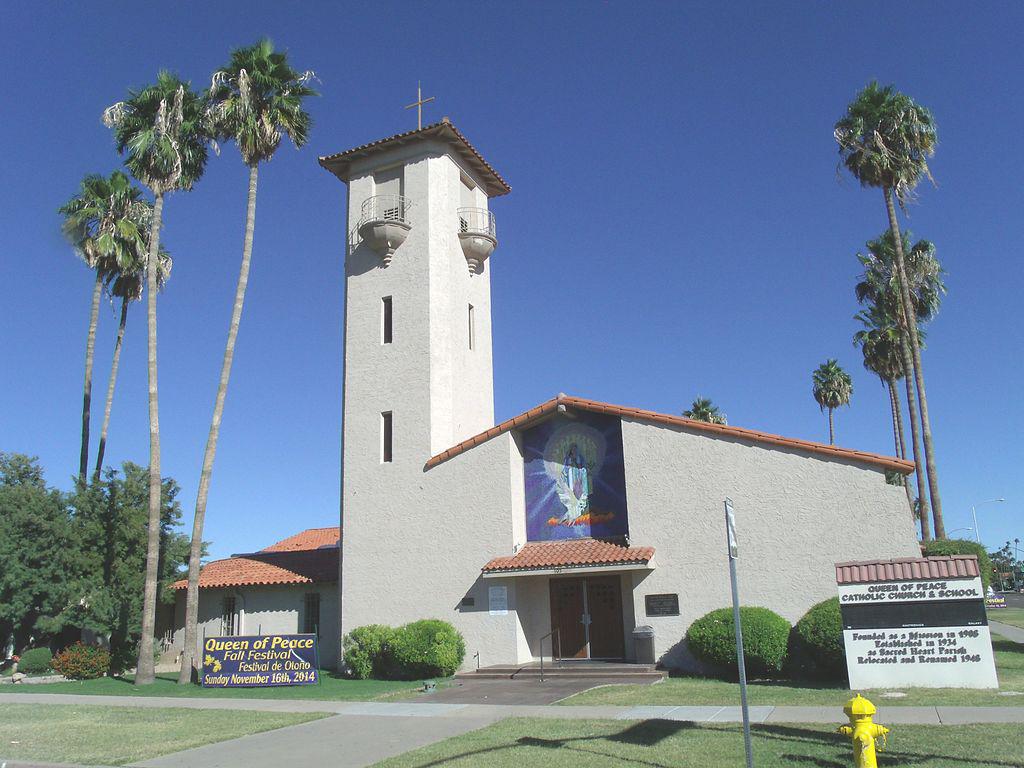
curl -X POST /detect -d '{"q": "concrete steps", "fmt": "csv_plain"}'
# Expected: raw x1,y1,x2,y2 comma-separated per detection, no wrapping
457,662,666,682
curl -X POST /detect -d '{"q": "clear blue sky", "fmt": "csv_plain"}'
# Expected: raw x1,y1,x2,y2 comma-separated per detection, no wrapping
2,1,1021,560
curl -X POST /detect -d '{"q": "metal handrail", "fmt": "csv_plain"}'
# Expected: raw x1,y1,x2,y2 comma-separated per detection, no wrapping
538,627,560,682
359,194,413,229
457,206,496,238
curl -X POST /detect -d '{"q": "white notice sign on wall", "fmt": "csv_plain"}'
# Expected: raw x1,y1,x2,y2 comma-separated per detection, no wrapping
488,585,508,616
838,575,998,689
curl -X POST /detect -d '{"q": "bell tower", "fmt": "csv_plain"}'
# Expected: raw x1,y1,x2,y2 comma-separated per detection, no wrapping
320,118,510,475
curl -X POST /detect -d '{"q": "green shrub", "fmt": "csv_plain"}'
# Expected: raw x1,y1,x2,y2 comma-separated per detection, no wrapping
686,607,790,678
51,642,110,679
923,539,993,592
343,625,394,679
17,647,53,674
387,619,465,680
791,598,846,680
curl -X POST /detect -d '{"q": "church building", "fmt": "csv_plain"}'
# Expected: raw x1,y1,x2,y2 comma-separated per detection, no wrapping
317,119,922,670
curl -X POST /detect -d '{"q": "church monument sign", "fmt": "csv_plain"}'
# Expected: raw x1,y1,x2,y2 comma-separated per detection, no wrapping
836,555,998,689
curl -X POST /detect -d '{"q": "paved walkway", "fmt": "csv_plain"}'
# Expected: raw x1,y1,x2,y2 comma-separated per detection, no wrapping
991,620,1024,644
4,693,1024,768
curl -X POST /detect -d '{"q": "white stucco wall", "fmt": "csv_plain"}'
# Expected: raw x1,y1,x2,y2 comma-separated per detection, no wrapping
618,417,920,669
172,583,339,668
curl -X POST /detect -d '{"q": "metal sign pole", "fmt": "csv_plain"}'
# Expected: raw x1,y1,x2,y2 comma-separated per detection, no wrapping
726,498,754,768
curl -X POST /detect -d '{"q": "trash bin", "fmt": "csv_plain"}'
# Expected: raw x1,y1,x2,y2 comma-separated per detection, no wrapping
632,625,656,665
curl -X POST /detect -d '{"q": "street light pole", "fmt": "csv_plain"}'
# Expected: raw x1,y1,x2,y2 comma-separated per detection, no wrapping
969,498,1005,545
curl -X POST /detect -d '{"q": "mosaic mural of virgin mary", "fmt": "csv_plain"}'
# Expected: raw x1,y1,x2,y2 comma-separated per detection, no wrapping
523,412,629,540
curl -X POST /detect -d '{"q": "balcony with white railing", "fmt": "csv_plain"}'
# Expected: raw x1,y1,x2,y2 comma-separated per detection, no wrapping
457,207,497,273
357,194,413,265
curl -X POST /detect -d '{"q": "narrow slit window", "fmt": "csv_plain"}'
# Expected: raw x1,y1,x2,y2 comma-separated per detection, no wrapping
468,304,475,350
382,296,393,344
222,597,236,636
303,592,321,635
381,411,393,463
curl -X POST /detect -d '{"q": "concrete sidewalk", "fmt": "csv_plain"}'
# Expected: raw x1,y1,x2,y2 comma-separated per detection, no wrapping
3,692,1023,723
4,695,1024,768
992,620,1024,644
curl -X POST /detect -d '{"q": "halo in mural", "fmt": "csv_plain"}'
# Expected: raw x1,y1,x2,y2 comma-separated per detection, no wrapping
523,412,628,541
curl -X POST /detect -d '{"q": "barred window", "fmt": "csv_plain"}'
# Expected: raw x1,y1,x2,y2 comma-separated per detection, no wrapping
303,593,321,635
222,597,236,636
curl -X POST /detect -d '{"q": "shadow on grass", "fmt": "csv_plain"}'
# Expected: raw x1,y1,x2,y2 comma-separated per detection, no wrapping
396,721,1024,768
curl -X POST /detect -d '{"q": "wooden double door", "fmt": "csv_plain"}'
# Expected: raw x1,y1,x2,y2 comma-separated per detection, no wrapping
549,576,625,660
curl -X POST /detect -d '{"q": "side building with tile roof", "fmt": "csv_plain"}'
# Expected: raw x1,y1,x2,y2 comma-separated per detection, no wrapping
167,528,340,666
311,120,922,672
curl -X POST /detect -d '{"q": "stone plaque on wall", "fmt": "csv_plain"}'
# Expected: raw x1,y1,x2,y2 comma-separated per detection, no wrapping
645,593,680,617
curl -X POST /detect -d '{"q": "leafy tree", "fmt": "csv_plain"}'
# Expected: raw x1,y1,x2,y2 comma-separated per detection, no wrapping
835,82,946,536
682,397,728,425
812,359,853,445
179,40,316,684
989,542,1020,591
855,230,945,539
59,172,151,482
64,463,190,671
104,71,210,683
0,454,77,653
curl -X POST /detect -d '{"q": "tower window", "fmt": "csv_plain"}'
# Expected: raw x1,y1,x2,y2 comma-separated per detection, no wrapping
303,592,320,635
381,411,393,463
382,296,393,344
222,597,236,636
468,304,475,350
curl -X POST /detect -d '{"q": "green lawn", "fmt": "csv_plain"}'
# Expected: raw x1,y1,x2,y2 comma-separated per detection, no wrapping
562,635,1024,707
0,703,325,765
371,717,1024,768
2,670,423,701
991,608,1024,630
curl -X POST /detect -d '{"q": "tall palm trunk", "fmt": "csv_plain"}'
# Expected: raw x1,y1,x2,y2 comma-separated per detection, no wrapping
79,272,103,482
884,189,945,538
898,329,930,541
886,381,902,457
93,297,129,481
888,379,914,510
179,164,259,684
136,191,165,686
828,408,835,445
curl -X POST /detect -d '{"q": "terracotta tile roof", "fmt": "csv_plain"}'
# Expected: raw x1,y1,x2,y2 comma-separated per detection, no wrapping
319,118,510,197
262,527,339,552
482,539,655,574
172,527,339,590
836,555,980,585
426,394,915,475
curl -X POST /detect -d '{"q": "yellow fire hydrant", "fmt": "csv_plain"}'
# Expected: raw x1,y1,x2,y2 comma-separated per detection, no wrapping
838,694,889,768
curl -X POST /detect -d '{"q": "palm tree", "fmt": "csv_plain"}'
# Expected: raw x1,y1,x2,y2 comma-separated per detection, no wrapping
834,81,946,537
179,40,316,684
853,301,917,520
683,397,728,425
104,72,209,684
93,248,172,480
812,360,853,445
59,172,151,483
855,231,945,538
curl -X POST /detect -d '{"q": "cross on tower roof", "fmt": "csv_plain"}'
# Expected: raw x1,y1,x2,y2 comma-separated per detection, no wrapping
404,81,435,130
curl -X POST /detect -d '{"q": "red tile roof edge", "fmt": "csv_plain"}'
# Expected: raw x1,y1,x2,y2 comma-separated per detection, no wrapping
170,549,338,591
318,119,510,196
425,394,914,475
835,555,980,585
260,526,340,553
482,540,655,573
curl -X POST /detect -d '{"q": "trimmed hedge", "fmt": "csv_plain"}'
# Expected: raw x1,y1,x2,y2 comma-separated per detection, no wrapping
343,619,465,680
51,642,110,679
17,647,53,674
388,619,466,680
343,624,394,680
791,598,846,680
686,607,790,677
923,539,993,592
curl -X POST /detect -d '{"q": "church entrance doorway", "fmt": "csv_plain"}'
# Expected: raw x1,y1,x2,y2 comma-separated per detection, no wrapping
548,575,625,660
